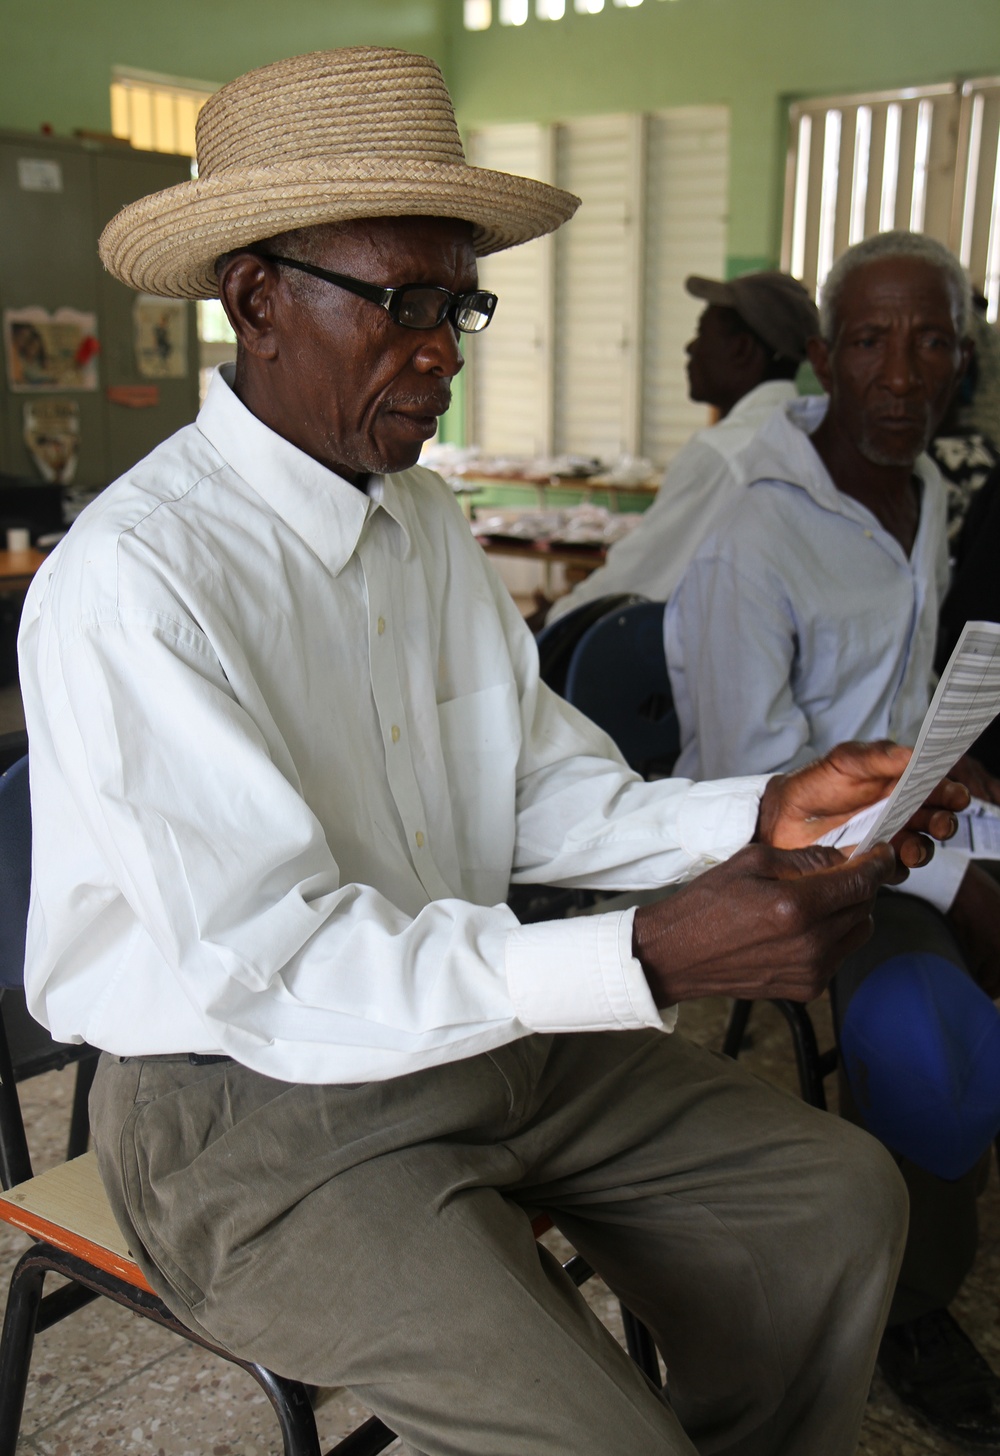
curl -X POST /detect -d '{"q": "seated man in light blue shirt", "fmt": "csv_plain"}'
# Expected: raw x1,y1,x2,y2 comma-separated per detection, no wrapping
665,229,1000,1450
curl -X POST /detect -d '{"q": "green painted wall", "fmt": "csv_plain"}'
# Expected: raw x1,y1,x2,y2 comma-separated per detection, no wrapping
0,0,449,137
448,0,1000,273
4,0,997,272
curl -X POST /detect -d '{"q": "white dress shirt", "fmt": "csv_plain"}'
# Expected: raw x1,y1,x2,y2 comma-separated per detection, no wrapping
546,380,798,623
665,396,969,910
18,366,767,1085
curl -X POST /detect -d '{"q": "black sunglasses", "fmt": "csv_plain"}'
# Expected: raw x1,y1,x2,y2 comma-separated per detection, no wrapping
254,253,498,334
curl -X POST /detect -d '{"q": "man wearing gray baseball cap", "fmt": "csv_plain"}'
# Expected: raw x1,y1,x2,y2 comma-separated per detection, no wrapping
544,269,818,624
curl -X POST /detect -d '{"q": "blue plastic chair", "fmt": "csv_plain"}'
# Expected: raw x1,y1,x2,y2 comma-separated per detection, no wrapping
563,601,680,778
535,593,644,698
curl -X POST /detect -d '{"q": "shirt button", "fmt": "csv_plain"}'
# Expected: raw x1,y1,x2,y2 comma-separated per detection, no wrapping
391,724,400,743
377,616,386,635
415,830,425,848
864,530,873,538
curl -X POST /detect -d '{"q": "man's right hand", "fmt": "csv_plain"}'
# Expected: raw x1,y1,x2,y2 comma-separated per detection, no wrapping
947,862,1000,999
632,841,897,1008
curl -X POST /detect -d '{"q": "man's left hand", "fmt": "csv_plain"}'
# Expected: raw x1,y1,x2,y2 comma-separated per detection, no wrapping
756,740,968,874
949,753,1000,807
947,863,1000,998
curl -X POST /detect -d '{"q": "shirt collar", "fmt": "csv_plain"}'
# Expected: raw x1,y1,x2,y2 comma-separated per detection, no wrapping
197,365,393,577
746,394,941,544
726,379,799,424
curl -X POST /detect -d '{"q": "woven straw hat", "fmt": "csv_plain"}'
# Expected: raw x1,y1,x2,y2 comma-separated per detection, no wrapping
99,47,580,299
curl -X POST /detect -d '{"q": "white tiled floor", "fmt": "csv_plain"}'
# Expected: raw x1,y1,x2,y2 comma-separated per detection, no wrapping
3,999,999,1453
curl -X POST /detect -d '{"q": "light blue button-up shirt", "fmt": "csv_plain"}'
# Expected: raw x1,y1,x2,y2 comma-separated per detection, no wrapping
664,396,969,909
666,396,949,780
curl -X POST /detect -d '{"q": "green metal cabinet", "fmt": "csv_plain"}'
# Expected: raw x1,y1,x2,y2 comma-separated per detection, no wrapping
0,129,199,490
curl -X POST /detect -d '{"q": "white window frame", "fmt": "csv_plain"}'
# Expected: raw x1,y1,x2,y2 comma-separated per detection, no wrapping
782,78,1000,320
781,83,957,304
952,77,1000,321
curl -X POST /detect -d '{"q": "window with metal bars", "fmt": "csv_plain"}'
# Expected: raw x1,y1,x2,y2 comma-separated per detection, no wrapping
782,78,1000,321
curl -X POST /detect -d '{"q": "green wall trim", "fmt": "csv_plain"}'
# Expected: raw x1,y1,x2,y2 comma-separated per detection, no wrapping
726,256,777,280
436,368,467,447
0,1,451,139
3,0,999,372
450,0,1000,275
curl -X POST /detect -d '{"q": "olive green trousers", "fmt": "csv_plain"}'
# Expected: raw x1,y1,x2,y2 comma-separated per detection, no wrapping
90,1029,907,1456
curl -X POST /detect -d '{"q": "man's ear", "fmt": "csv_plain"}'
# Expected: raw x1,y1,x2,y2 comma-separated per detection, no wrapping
807,335,833,394
217,253,282,361
731,329,764,372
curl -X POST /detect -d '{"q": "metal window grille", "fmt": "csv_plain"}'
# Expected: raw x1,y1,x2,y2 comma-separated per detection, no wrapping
781,79,1000,320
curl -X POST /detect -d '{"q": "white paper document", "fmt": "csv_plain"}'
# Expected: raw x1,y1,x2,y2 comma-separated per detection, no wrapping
949,799,1000,858
814,621,1000,855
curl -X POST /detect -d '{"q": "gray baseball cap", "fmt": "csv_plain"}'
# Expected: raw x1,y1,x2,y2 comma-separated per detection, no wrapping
685,270,819,363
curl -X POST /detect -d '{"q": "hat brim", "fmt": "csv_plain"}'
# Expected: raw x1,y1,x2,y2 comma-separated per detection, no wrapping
684,275,733,307
99,158,580,298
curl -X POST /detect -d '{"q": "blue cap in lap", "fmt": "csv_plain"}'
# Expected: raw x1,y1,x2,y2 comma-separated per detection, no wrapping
840,953,1000,1181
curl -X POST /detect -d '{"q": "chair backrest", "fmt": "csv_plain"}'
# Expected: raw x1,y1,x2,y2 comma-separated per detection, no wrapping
535,593,645,697
0,756,30,992
563,602,680,777
0,756,33,1188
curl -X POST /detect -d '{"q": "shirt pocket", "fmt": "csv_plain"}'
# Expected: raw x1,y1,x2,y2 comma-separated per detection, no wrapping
436,681,521,898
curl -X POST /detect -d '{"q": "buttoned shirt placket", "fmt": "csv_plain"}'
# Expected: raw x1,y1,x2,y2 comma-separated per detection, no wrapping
811,480,932,740
358,504,454,904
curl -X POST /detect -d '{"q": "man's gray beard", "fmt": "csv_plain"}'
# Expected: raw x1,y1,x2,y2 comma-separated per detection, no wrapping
857,426,932,470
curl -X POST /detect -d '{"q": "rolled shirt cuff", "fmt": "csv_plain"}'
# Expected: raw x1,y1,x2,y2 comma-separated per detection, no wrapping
506,907,677,1034
674,774,771,868
887,845,972,914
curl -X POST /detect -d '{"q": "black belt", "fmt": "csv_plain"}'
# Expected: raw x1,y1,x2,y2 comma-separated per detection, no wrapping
117,1053,233,1065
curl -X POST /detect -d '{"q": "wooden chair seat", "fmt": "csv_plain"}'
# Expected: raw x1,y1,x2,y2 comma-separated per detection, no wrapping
0,1151,563,1295
0,1149,152,1292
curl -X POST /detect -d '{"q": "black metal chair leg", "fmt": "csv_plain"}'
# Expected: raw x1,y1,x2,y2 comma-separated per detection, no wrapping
327,1414,399,1455
0,1247,47,1456
620,1305,661,1386
563,1252,595,1287
773,1000,827,1110
0,1012,32,1189
246,1364,323,1456
66,1053,98,1160
722,999,753,1060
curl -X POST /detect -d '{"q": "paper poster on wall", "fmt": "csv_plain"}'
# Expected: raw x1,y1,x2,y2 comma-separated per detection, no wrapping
133,295,188,379
23,399,80,485
3,307,100,392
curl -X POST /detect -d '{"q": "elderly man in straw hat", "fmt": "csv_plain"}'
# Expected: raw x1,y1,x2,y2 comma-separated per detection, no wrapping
18,47,965,1456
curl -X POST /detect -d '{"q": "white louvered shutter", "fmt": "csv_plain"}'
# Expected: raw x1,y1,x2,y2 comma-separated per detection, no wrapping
466,124,554,455
642,106,729,467
552,114,639,460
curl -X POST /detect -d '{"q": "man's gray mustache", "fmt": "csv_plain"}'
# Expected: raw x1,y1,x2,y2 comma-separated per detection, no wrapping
384,391,452,415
